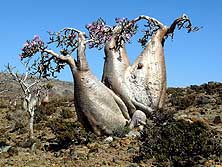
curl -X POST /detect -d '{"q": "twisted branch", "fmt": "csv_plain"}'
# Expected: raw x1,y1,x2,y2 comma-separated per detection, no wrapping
166,14,202,38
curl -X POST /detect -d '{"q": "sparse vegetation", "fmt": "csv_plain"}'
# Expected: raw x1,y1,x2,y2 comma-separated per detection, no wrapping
137,119,221,166
0,81,221,166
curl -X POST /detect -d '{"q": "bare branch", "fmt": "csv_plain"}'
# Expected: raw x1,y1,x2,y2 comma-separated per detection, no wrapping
44,49,72,61
5,64,27,94
47,28,81,54
33,49,76,78
166,14,202,38
20,60,31,82
131,15,165,29
0,71,14,96
58,27,82,34
134,14,201,46
21,28,85,78
5,62,42,96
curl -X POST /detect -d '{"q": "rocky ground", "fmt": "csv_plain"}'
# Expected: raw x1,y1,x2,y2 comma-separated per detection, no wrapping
0,81,221,167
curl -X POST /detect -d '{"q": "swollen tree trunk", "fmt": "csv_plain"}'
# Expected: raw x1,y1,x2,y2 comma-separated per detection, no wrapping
73,71,129,135
102,30,166,117
102,39,137,116
102,15,193,117
67,33,130,136
19,15,198,136
127,27,167,110
45,32,147,135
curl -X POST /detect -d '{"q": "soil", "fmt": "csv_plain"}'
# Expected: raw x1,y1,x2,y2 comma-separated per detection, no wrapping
0,81,221,167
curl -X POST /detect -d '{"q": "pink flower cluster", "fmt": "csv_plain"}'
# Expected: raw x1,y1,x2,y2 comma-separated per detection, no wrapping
86,18,112,49
20,35,44,59
86,17,138,49
116,18,137,43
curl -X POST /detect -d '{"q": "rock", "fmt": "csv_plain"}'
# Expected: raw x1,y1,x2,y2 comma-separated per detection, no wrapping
119,138,131,147
6,160,15,166
0,145,17,158
103,136,113,143
70,146,89,160
126,131,140,138
69,148,78,160
0,145,11,153
204,160,221,166
126,163,139,167
87,142,99,150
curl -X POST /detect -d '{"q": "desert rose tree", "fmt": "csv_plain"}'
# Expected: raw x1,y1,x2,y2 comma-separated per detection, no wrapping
19,14,199,135
86,14,200,119
20,29,134,136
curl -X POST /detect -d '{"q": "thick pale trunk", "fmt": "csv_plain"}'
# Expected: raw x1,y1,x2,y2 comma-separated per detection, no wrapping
72,70,128,135
102,28,167,117
67,33,130,135
128,28,167,110
102,38,136,116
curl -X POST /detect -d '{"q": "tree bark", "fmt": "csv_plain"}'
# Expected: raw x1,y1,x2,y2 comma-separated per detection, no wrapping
102,16,182,117
128,27,167,110
67,33,130,135
102,38,137,116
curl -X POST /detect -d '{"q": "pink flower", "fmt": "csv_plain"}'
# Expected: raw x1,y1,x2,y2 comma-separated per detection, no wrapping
19,54,23,59
86,23,92,29
33,35,40,41
23,42,29,47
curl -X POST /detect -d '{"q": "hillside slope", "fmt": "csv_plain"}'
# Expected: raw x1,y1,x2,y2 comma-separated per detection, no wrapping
0,81,221,166
0,72,74,98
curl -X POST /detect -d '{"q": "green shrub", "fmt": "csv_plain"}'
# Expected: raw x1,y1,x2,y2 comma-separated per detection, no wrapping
47,119,97,151
60,107,74,119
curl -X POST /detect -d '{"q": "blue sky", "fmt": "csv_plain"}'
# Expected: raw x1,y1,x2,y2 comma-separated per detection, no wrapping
0,0,221,87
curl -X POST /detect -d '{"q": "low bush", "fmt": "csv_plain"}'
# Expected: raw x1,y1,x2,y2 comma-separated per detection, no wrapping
47,119,97,151
137,119,222,166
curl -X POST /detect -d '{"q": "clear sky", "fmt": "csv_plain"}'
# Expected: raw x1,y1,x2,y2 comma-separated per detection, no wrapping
0,0,221,87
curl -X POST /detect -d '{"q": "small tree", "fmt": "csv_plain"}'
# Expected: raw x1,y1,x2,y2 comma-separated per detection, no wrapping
5,63,49,138
19,14,200,135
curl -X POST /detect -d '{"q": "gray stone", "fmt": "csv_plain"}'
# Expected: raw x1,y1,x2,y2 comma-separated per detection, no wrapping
103,136,113,143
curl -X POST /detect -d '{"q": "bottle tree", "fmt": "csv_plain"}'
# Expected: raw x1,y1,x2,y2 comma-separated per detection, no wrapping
19,14,200,135
87,14,200,117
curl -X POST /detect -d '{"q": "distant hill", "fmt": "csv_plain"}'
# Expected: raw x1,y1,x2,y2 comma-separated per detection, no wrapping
0,72,74,99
